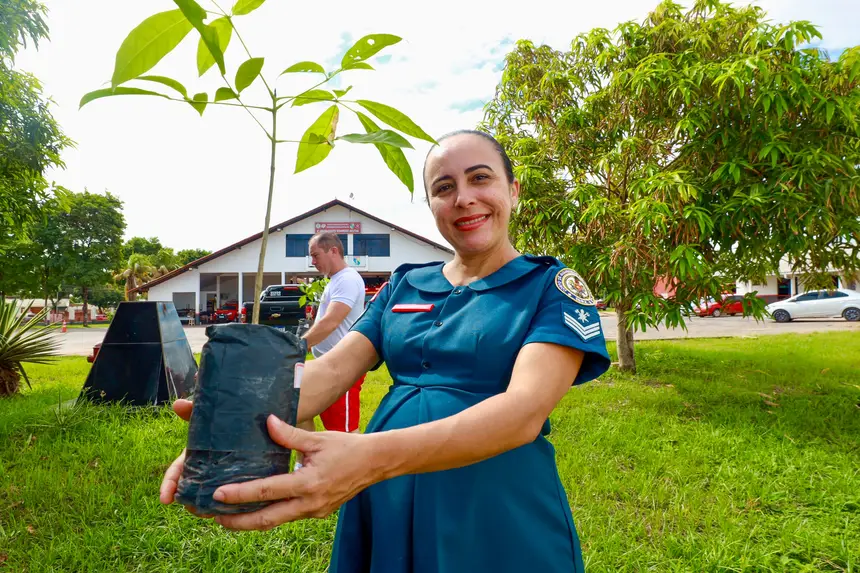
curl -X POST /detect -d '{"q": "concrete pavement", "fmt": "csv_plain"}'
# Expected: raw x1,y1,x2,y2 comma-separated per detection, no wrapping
54,316,859,356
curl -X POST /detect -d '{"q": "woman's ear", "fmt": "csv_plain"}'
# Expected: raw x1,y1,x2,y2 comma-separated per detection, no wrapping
510,180,521,210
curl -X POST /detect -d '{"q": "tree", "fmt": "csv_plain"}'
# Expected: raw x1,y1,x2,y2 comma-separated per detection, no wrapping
121,236,164,260
0,0,72,249
56,191,126,325
80,0,432,324
484,0,860,372
177,248,212,265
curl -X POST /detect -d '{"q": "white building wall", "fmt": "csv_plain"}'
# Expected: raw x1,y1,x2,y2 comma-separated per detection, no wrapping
148,269,199,302
143,204,453,307
736,275,780,296
194,205,451,275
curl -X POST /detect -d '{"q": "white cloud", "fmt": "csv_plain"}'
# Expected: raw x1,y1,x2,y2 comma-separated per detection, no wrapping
13,0,858,253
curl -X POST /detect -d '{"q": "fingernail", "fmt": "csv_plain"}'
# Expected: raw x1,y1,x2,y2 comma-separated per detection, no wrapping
269,414,284,427
213,489,225,501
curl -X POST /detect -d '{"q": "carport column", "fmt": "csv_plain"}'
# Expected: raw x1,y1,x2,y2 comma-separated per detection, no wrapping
281,271,286,285
238,271,243,304
194,289,200,319
216,275,221,307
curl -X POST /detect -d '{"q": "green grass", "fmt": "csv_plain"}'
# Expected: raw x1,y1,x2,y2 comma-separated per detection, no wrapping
1,333,858,572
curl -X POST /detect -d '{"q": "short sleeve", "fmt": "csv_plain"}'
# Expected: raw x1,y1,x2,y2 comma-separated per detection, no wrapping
349,279,393,370
329,273,364,310
522,268,611,385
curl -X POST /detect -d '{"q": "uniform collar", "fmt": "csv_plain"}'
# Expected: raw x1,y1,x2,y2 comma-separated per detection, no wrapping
404,255,550,293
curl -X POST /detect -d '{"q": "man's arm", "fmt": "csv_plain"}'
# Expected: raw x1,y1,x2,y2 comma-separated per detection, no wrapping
302,301,352,349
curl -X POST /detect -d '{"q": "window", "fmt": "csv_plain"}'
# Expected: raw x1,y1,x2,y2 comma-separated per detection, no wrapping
795,292,820,302
285,234,313,257
354,234,390,257
287,233,349,256
826,291,848,299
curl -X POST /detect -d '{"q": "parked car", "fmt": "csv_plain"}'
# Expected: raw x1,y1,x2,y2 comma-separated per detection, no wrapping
766,289,860,322
213,300,241,323
240,284,306,331
695,293,791,317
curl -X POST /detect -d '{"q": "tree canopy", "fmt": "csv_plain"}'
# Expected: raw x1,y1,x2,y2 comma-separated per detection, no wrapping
484,0,860,371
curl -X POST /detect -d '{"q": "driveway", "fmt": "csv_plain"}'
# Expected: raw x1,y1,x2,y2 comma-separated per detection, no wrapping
54,317,859,356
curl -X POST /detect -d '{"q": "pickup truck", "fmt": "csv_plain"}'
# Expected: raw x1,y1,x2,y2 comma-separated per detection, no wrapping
241,284,308,332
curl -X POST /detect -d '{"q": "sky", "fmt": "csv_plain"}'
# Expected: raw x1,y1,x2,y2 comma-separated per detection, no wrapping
14,0,860,253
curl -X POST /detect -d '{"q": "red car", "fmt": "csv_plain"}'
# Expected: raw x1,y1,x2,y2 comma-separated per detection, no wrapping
695,294,790,317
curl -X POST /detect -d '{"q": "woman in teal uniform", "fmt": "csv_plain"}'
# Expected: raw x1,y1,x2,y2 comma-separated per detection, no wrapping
161,130,611,572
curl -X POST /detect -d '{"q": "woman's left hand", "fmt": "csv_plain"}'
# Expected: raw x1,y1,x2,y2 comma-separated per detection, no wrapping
211,415,380,531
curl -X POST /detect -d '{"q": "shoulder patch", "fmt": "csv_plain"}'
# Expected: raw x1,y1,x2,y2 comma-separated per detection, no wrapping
554,268,595,306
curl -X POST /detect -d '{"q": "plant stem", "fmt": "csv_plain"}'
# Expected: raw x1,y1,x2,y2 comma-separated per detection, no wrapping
251,91,278,325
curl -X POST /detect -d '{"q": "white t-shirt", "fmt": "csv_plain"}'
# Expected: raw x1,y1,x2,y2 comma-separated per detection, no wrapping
311,266,366,358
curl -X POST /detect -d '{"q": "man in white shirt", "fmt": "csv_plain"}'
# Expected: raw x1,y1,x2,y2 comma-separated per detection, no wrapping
299,233,367,438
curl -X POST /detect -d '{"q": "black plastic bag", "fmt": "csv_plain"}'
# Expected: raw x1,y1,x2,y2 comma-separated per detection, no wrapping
175,323,305,515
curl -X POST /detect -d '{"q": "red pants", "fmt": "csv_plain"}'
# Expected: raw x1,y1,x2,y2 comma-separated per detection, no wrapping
319,375,365,432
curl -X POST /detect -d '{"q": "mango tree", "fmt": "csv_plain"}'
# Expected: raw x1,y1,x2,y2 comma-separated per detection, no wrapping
484,0,860,372
80,0,434,323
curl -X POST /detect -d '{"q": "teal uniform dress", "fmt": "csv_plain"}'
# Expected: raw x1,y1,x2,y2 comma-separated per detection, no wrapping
329,255,611,573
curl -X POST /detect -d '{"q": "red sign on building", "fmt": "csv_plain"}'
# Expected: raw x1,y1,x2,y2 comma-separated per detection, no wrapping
314,221,362,233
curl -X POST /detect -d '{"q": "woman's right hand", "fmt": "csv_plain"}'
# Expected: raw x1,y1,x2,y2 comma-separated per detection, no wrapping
158,399,195,507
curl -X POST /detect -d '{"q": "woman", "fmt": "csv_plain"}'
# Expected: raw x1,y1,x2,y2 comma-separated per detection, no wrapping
161,130,611,572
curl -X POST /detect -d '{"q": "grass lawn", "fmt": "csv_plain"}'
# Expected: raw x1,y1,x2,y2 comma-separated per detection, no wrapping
1,332,858,572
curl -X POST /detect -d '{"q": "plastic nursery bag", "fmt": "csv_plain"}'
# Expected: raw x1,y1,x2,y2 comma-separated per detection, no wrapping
175,323,305,515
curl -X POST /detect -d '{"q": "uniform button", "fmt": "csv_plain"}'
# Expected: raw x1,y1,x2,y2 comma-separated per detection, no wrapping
434,321,442,327
453,288,462,295
422,361,431,369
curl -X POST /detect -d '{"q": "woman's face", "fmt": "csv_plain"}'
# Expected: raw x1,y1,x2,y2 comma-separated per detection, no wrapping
424,134,519,256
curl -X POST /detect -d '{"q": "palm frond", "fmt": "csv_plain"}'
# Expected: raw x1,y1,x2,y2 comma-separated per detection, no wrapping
0,299,62,372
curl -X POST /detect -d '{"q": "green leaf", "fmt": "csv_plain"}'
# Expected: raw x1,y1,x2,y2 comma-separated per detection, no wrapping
337,130,414,149
280,61,326,75
344,62,374,71
197,17,232,76
356,111,414,192
188,92,208,116
333,86,352,98
174,0,226,75
136,75,187,98
355,100,435,143
826,101,835,124
111,9,194,87
341,34,401,68
214,87,238,101
79,87,170,109
232,0,266,16
235,57,264,93
296,105,339,174
172,0,206,22
292,89,335,107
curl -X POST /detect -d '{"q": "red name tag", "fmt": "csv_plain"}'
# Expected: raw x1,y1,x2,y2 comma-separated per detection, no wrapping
392,304,435,313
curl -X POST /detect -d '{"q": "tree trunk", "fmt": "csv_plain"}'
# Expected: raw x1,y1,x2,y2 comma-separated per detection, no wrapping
616,306,636,373
0,366,21,397
82,286,89,327
251,97,278,325
43,269,49,325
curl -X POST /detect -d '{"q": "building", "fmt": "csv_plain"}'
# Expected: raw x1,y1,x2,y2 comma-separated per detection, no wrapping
132,199,454,314
736,258,858,297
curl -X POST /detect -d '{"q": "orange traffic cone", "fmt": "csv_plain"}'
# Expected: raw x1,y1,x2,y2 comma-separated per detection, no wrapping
61,320,67,333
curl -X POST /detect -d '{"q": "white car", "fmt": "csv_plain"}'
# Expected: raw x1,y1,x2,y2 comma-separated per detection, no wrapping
765,289,860,322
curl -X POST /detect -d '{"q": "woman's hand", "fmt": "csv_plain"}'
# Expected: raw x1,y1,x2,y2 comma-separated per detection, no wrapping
212,415,381,531
158,399,218,517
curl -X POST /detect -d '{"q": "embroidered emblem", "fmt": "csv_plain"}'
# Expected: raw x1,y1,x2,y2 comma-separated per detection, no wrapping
563,311,601,342
575,309,590,324
554,268,595,306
